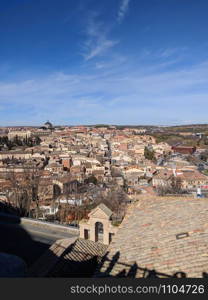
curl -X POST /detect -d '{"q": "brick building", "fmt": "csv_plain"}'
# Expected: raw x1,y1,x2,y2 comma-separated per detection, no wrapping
172,146,196,155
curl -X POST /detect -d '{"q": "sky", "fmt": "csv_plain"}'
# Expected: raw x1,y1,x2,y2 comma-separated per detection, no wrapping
0,0,208,126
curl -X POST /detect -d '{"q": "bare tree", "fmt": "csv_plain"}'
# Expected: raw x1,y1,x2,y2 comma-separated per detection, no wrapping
156,176,188,196
94,185,129,221
4,166,42,217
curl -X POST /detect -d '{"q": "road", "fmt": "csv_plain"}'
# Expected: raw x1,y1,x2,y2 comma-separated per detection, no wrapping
22,223,78,245
0,213,79,265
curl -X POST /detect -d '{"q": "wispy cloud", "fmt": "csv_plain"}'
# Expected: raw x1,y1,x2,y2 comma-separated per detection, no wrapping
140,47,188,61
94,55,127,70
1,59,208,125
158,47,187,59
81,0,132,61
117,0,131,23
82,13,119,61
85,39,119,61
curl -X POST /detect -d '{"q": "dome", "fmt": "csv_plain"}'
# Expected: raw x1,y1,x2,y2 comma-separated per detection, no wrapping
44,121,53,129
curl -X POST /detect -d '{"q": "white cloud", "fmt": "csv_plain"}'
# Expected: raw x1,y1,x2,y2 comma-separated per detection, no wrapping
140,47,188,61
85,39,119,61
94,55,127,70
1,59,208,125
158,47,187,59
81,0,132,61
82,13,119,60
117,0,131,23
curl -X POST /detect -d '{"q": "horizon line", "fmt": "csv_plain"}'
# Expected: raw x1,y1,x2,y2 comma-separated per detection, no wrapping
0,123,208,128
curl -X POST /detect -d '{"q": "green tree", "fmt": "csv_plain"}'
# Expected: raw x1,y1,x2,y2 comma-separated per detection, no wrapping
84,175,98,185
144,146,155,161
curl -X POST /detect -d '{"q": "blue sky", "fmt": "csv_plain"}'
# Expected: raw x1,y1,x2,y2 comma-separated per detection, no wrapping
1,0,208,126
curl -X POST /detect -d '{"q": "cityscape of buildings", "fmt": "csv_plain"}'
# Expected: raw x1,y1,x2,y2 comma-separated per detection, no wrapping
1,121,208,277
1,121,207,221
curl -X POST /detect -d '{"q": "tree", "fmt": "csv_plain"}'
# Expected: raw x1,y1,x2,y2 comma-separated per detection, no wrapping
156,176,185,196
170,176,182,193
93,186,129,221
4,167,42,217
200,150,208,162
84,175,98,185
35,136,41,145
144,146,155,161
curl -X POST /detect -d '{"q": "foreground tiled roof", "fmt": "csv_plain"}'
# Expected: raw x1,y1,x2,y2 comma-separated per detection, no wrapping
29,238,107,277
94,196,208,278
28,237,77,277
